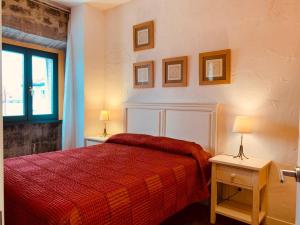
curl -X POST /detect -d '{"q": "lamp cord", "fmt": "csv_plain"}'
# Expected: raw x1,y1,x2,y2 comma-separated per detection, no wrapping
218,184,241,204
218,189,240,204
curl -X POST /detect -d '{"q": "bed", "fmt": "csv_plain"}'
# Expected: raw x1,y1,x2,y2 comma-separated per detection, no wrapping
4,103,219,225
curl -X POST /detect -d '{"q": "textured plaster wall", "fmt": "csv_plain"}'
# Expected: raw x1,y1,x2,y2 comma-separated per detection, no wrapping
103,0,300,223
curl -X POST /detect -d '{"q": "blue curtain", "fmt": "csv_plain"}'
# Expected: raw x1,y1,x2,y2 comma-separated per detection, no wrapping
62,20,84,149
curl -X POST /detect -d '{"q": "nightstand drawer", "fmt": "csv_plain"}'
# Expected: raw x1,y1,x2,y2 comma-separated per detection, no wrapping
216,165,253,187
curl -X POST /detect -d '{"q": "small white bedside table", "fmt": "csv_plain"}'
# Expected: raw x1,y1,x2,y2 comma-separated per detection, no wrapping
209,155,271,225
84,136,110,147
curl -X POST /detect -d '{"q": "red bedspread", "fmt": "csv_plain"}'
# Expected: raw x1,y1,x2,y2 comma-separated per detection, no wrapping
5,133,211,225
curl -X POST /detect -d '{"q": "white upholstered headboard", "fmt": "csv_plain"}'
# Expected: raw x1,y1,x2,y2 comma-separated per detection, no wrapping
124,102,219,155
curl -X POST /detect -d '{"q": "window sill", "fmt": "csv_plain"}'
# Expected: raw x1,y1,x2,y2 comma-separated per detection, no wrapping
4,120,62,125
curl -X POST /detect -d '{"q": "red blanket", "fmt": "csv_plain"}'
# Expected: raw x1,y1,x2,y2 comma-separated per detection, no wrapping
5,133,211,225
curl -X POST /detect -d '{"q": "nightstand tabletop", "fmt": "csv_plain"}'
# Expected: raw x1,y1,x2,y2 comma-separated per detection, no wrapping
85,136,110,142
209,154,271,171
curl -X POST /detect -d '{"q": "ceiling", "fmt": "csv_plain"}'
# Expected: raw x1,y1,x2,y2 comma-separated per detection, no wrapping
50,0,132,11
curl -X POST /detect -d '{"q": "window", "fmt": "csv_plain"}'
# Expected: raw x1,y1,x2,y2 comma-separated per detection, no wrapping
2,44,58,122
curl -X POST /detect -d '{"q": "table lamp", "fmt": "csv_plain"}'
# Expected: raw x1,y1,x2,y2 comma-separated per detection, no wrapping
100,110,109,137
232,116,253,160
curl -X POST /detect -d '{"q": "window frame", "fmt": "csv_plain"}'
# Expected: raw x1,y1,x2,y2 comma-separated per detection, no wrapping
2,43,59,123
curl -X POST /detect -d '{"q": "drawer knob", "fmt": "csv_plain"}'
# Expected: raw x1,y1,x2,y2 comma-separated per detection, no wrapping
231,173,236,179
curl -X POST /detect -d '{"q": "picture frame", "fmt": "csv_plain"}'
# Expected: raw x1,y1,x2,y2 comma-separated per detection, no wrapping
162,56,188,87
133,21,154,51
199,49,231,85
133,61,154,88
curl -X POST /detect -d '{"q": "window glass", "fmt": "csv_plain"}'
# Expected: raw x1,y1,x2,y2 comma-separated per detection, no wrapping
2,50,25,117
32,56,54,115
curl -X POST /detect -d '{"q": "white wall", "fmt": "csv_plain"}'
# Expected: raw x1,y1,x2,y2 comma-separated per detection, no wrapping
0,5,4,224
103,0,300,223
84,5,105,137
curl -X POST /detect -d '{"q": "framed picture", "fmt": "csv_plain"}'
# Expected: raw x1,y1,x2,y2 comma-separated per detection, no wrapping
199,49,231,85
133,61,154,88
162,56,188,87
133,21,154,51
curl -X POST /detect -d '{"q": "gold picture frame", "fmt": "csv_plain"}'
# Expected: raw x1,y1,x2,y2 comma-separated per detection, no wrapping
133,21,154,51
199,49,231,85
162,56,188,87
133,61,154,88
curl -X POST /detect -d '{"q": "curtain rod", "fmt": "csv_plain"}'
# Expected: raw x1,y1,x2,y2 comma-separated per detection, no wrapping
31,0,71,14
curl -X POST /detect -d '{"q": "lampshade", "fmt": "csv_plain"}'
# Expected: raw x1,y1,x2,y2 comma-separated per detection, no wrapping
100,110,109,121
232,116,252,133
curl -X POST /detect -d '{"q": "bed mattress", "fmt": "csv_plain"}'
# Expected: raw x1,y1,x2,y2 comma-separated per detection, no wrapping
5,133,211,225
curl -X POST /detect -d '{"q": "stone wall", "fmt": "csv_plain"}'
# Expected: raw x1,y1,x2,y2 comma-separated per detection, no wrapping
2,0,69,45
2,0,65,158
3,122,62,158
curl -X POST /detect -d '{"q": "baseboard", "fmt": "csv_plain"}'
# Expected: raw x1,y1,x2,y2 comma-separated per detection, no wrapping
265,216,294,225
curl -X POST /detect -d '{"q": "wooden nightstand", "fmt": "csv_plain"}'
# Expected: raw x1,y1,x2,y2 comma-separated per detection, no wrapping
209,155,271,225
84,136,110,147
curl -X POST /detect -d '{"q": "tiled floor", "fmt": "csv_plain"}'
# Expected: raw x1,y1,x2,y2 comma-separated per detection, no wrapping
161,203,246,225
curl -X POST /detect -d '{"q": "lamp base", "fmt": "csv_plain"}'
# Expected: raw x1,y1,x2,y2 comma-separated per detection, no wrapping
102,128,108,137
234,145,248,160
